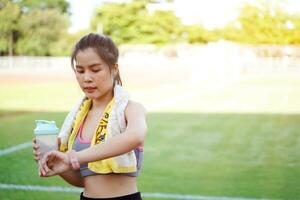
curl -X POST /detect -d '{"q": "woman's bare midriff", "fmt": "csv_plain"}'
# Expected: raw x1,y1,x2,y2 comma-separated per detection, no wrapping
83,174,138,198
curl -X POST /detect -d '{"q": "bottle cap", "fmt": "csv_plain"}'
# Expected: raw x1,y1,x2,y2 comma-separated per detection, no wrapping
34,120,59,135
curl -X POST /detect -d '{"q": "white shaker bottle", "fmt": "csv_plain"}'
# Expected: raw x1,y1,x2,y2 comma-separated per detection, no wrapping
34,120,59,156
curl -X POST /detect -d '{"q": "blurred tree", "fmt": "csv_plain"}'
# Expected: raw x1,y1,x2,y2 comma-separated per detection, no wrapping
0,0,69,56
222,2,300,45
183,25,219,43
0,0,21,56
16,9,69,56
288,14,300,44
91,0,182,44
50,29,91,56
17,0,69,13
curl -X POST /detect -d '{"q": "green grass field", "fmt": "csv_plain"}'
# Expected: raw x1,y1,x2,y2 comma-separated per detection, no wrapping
0,72,300,199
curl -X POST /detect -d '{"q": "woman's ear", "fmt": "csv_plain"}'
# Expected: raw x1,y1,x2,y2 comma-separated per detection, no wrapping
112,63,119,76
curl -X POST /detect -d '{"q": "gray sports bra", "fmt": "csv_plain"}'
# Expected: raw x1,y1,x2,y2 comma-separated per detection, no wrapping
72,130,143,177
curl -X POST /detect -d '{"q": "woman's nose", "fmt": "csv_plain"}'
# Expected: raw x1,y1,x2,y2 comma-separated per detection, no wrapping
83,72,93,82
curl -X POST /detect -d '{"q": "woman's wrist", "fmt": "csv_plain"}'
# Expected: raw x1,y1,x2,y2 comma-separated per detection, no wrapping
67,150,80,170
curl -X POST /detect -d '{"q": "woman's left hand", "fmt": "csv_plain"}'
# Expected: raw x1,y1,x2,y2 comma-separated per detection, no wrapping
39,151,71,177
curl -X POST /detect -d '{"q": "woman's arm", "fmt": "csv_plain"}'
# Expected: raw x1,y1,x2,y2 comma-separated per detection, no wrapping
39,101,147,176
59,170,84,187
76,101,147,164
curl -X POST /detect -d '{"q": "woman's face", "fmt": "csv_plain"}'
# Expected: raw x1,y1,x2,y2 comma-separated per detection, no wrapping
74,48,116,101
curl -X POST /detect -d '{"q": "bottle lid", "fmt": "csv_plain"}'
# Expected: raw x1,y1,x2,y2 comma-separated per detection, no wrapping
34,120,59,135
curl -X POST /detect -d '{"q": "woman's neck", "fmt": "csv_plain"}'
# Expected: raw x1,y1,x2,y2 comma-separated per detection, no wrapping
90,90,113,111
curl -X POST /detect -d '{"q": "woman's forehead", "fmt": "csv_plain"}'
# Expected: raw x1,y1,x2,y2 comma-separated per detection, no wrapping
75,48,104,64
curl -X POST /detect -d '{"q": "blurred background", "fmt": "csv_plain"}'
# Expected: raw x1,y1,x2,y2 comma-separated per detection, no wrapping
0,0,300,199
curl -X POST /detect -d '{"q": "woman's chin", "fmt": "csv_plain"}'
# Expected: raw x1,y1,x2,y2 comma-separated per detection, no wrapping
84,93,98,99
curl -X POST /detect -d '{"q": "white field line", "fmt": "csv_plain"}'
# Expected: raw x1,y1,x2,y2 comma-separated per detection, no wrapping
0,142,276,200
0,183,274,200
0,142,31,156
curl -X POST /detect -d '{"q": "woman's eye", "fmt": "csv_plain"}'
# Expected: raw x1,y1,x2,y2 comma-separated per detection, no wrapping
92,69,101,73
76,70,84,73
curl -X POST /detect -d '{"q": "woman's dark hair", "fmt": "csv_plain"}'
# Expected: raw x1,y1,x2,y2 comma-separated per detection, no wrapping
71,33,122,85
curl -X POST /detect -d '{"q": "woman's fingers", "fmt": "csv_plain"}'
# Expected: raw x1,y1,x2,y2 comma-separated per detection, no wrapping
32,138,40,161
39,165,45,176
40,152,51,176
39,151,60,177
42,151,58,175
32,138,37,150
42,162,51,175
43,168,56,177
33,151,40,161
45,157,57,176
33,152,40,161
32,138,39,149
33,148,40,155
38,150,71,177
39,159,46,176
33,144,39,150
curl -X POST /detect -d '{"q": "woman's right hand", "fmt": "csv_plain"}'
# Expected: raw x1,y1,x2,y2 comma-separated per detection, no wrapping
32,138,40,162
40,150,72,177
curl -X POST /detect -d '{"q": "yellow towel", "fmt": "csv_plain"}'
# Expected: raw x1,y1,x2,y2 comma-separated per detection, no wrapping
59,85,137,173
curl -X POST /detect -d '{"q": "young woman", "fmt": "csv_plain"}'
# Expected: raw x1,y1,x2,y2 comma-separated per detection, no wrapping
32,33,147,200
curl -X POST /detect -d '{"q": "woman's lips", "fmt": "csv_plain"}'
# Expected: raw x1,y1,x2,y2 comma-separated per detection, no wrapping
84,87,97,93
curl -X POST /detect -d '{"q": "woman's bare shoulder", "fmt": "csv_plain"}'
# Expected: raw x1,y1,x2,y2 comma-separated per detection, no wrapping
125,100,147,115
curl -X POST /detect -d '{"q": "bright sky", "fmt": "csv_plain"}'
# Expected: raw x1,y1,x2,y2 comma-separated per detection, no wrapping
67,0,300,33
